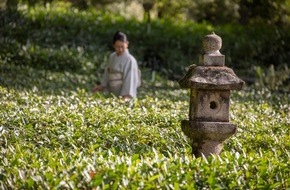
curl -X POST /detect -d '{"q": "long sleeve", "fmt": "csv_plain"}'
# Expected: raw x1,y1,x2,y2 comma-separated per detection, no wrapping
100,68,109,88
120,58,139,98
100,54,114,88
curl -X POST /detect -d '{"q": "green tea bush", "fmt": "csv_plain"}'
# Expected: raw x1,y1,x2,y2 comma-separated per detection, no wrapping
0,5,289,188
0,62,289,189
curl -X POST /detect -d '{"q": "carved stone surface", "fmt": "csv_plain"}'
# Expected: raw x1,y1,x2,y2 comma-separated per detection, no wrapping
179,33,244,157
203,32,222,55
179,66,244,90
181,121,237,141
202,32,225,66
193,90,230,122
181,120,237,157
203,54,225,66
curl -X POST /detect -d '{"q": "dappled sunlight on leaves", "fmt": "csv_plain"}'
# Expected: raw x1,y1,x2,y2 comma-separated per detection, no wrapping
0,65,289,188
0,3,289,189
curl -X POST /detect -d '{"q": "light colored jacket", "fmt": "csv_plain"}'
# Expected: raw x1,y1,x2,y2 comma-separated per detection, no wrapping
101,50,140,98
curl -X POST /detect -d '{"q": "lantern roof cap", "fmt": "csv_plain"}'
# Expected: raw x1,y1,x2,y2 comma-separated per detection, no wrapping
179,65,244,90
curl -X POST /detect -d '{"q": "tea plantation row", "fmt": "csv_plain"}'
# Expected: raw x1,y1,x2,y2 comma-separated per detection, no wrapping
0,62,289,189
0,3,289,189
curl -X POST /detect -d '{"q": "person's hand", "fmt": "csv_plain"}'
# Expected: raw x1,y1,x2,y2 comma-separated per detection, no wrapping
121,95,132,101
92,85,105,93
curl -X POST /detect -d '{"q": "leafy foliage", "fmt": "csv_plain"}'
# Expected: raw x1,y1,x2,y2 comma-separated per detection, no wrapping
7,0,290,26
0,61,289,189
254,64,290,91
1,3,290,79
0,4,289,188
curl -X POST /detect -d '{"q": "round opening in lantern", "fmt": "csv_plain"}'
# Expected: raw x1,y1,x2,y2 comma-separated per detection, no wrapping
209,101,218,109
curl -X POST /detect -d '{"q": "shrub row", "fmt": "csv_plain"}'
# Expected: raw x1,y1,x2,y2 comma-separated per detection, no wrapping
0,63,289,188
0,4,289,78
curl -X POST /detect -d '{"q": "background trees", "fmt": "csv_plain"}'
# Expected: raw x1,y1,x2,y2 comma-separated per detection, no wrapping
1,0,289,85
3,0,290,26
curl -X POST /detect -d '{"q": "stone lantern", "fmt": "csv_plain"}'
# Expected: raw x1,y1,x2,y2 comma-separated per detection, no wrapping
179,32,245,157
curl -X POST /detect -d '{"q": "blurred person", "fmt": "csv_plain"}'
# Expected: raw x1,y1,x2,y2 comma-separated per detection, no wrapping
92,31,140,100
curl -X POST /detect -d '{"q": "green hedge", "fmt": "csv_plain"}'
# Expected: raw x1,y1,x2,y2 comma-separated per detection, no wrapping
0,62,289,189
0,4,289,78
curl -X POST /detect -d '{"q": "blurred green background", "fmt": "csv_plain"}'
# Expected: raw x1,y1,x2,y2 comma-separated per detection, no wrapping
1,0,289,90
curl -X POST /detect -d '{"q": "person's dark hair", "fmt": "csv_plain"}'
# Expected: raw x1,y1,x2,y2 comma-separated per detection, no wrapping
113,31,127,44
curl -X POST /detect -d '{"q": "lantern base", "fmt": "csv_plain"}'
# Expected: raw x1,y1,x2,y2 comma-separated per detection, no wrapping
181,120,237,157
